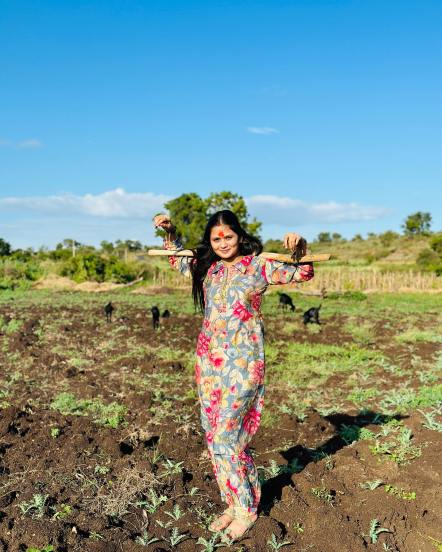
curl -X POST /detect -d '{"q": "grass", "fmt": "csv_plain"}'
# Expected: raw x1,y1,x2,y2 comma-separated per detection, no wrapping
50,392,127,428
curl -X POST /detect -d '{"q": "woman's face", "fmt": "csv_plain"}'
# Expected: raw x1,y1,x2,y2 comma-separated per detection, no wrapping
210,224,240,262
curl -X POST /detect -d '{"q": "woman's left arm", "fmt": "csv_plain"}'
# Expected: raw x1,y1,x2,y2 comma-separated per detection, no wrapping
262,232,314,285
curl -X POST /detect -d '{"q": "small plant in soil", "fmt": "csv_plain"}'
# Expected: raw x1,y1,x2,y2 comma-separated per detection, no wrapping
136,488,168,513
419,408,442,432
368,519,391,544
135,530,161,546
384,484,416,500
310,486,334,505
50,427,60,439
293,522,304,533
89,532,104,540
196,535,225,551
165,503,185,520
19,494,48,518
360,479,384,490
160,457,184,477
166,527,188,546
26,546,54,552
267,533,292,550
51,503,72,520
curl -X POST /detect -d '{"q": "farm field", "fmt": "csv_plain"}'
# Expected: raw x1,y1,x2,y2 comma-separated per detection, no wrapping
0,289,441,552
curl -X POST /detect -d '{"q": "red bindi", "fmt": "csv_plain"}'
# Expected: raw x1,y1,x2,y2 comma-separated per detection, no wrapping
217,231,225,238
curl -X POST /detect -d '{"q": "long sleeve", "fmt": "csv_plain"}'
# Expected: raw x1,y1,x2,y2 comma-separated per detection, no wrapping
261,258,314,285
163,236,193,279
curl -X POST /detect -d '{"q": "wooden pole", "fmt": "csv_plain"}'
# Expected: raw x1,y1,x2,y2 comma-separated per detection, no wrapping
147,249,331,264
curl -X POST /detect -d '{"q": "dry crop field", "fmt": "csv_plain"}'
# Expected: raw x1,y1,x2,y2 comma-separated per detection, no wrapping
0,289,441,552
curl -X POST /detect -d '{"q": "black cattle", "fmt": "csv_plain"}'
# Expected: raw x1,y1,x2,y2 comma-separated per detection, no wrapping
104,302,114,323
303,305,321,325
278,292,295,312
151,306,160,329
162,309,171,318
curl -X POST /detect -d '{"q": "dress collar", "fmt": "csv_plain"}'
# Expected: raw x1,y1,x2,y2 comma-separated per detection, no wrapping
208,255,254,275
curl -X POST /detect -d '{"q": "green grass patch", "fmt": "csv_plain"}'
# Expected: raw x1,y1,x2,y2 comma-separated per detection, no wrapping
50,392,126,428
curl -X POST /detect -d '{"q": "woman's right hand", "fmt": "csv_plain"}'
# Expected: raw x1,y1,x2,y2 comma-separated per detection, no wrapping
153,213,175,234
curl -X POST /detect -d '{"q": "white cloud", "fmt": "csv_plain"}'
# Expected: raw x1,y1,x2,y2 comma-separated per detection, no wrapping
0,138,43,149
247,127,279,135
17,139,43,149
0,188,171,219
246,195,391,226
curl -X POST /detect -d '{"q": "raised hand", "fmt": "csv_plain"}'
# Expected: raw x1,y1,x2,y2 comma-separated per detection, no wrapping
282,232,307,259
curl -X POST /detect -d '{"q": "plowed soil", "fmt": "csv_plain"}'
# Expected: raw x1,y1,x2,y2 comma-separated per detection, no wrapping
0,292,441,552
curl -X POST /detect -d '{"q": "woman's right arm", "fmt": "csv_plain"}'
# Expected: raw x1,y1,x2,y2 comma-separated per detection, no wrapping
153,214,193,279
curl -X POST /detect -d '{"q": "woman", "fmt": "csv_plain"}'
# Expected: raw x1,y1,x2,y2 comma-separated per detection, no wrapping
153,210,314,542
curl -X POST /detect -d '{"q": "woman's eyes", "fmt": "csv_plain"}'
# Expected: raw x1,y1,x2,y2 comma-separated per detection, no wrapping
213,235,234,242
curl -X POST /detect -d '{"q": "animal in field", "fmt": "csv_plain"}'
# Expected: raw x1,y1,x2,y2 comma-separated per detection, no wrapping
151,306,160,329
278,292,295,312
162,309,171,318
303,304,321,325
104,302,114,323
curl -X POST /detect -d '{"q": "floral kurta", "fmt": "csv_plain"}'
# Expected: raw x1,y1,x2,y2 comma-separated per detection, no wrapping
165,239,314,518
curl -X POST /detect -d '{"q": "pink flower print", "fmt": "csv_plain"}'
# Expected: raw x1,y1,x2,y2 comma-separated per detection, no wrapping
210,388,222,407
203,318,211,329
205,406,219,429
238,449,253,465
250,291,262,311
196,332,211,357
225,418,238,432
208,351,224,369
194,362,201,384
226,479,239,495
229,384,237,394
226,493,234,506
250,333,259,343
261,263,268,282
248,360,265,384
299,263,314,281
243,406,261,435
232,300,253,322
231,400,241,411
206,431,214,444
168,256,178,268
241,255,253,266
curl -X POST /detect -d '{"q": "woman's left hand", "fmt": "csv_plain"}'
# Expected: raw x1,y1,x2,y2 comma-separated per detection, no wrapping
283,233,307,257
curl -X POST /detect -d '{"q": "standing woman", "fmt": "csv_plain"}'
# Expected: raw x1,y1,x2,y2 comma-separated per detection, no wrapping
153,210,314,542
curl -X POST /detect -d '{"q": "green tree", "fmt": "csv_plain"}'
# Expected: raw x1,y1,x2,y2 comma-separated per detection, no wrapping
205,191,262,237
100,240,115,254
402,212,432,236
0,238,11,256
317,232,332,243
161,191,262,247
162,193,208,248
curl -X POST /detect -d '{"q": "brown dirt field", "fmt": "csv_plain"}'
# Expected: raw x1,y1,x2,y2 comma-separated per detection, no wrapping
0,296,441,552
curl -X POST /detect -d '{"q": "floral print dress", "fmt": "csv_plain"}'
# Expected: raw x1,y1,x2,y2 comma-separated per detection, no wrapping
165,239,314,520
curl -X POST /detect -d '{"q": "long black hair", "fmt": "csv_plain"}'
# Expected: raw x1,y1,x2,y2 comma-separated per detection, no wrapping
190,210,263,313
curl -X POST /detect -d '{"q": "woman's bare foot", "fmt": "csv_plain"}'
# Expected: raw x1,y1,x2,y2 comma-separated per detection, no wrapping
209,511,235,532
222,514,257,542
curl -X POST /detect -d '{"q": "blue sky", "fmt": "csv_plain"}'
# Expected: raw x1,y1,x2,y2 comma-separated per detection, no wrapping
1,0,441,248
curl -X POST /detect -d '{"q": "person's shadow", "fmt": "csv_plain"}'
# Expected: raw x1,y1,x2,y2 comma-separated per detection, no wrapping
259,409,405,513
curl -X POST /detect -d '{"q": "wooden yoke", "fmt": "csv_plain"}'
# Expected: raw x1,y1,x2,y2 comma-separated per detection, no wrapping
147,249,331,264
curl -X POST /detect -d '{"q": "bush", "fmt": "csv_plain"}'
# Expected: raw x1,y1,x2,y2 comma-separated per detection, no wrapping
0,259,44,290
60,253,139,283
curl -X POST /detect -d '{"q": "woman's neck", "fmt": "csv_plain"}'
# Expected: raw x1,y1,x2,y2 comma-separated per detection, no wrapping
221,255,243,266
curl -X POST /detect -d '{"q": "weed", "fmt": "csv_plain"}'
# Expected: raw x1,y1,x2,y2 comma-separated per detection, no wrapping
52,503,72,520
166,527,188,546
360,479,383,490
293,522,304,533
310,486,334,505
160,458,184,477
165,503,185,520
369,425,423,465
50,427,60,439
135,530,161,546
26,547,54,552
384,485,416,500
267,533,292,550
89,532,104,540
94,465,111,475
338,424,375,445
19,494,48,518
196,535,225,551
136,488,168,513
368,519,391,544
50,392,126,428
419,409,442,432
